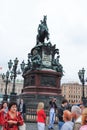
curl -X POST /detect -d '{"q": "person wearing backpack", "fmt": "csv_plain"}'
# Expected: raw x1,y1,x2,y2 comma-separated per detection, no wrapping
80,108,87,130
58,99,68,130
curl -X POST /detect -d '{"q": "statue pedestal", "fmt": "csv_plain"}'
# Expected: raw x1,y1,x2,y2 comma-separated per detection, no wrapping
23,70,62,95
20,69,63,109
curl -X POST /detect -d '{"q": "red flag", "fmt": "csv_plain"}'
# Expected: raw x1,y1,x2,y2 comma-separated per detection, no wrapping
0,67,2,70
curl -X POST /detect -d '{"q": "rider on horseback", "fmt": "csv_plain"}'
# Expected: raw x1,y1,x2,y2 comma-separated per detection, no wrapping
36,15,49,44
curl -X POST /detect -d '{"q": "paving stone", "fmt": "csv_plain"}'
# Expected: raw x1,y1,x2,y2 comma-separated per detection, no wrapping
26,123,58,130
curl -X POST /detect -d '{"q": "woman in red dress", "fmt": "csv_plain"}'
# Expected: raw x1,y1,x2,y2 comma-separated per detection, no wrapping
3,102,24,130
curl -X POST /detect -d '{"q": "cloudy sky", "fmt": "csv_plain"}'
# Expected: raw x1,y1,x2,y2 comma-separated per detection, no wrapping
0,0,87,83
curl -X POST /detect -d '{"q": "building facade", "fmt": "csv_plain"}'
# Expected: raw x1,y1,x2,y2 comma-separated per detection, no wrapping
0,74,23,102
1,71,87,105
62,82,87,104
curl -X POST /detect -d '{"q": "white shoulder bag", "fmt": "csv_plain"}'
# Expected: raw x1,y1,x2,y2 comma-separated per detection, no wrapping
19,123,26,130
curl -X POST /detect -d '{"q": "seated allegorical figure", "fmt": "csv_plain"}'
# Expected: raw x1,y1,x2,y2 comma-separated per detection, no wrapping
31,49,42,69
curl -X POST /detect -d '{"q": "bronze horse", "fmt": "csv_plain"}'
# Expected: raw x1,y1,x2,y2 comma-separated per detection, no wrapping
36,16,49,44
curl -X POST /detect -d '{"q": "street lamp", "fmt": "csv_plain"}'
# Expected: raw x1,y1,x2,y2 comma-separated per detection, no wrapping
78,68,87,106
2,71,10,101
8,58,21,102
20,60,25,72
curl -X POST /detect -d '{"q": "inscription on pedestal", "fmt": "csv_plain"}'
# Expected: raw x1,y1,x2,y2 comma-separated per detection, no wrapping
24,75,35,86
41,75,56,87
42,48,52,67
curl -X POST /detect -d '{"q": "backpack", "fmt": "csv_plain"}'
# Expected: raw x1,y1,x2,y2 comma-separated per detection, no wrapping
80,125,87,130
73,122,81,130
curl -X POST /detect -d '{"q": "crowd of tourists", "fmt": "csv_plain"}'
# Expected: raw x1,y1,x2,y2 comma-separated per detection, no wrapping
36,98,87,130
1,98,87,130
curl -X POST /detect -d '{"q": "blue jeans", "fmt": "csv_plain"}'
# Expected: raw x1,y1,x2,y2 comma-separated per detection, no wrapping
58,121,64,130
37,122,45,130
48,111,55,129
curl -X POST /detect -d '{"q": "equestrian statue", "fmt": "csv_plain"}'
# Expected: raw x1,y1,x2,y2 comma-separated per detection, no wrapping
36,15,49,44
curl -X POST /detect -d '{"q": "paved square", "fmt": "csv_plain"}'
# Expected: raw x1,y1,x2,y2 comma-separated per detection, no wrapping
26,123,58,130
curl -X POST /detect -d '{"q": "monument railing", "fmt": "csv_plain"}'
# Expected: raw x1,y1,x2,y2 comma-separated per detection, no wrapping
25,108,58,123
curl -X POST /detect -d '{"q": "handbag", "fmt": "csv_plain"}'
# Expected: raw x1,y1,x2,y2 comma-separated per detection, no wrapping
0,126,3,130
18,123,26,130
